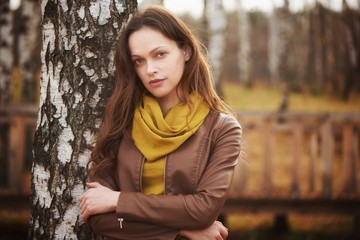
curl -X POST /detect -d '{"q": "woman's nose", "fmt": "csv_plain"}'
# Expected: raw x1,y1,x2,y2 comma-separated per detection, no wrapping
146,60,158,75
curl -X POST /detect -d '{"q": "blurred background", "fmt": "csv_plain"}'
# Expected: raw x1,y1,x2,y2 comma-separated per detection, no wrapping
0,0,359,239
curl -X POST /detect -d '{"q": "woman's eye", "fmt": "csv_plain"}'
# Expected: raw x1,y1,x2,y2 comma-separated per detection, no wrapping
133,59,143,66
157,51,166,58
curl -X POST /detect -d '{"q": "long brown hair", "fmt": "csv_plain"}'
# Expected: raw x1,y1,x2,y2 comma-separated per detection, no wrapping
88,5,233,177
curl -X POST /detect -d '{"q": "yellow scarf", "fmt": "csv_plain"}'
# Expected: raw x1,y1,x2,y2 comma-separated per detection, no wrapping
132,94,210,161
132,93,210,194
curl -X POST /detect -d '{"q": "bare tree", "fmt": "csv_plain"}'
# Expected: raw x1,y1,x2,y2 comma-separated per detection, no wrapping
236,0,251,86
0,0,40,105
29,0,137,239
341,0,360,100
269,0,293,112
0,0,12,104
206,0,226,96
20,0,41,104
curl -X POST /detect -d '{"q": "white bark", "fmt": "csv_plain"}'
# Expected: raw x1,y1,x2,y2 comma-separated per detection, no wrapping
0,0,13,104
236,0,251,84
268,12,281,84
268,7,292,84
207,0,226,86
30,0,136,239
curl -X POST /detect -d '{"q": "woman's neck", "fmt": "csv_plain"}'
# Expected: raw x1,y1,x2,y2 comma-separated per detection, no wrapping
157,97,180,116
157,91,186,116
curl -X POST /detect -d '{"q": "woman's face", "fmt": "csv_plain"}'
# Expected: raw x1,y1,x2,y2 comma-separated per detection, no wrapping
128,27,190,108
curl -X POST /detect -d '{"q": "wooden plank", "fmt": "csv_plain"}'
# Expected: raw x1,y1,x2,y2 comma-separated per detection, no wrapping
321,119,333,197
263,117,273,195
0,194,30,211
341,123,356,193
309,131,318,192
353,130,359,192
223,198,360,215
8,116,25,193
235,111,360,122
291,120,303,197
0,105,38,117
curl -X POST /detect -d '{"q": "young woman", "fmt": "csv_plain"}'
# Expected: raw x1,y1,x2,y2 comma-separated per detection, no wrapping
80,5,241,240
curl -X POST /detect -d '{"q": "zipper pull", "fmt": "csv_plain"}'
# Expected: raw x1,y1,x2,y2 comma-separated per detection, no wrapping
117,218,124,229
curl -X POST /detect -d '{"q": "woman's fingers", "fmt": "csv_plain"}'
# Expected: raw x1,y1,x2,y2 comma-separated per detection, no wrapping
215,221,228,240
86,181,101,188
79,182,97,221
220,227,228,240
79,182,119,221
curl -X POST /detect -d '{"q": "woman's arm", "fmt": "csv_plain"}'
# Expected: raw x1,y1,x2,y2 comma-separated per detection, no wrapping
88,212,179,240
81,183,229,240
80,169,179,239
178,221,229,240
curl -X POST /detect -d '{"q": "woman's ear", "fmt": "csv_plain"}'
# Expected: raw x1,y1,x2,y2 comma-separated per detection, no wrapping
183,45,192,61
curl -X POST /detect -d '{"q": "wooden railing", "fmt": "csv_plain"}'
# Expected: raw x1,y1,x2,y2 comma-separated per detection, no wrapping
223,111,360,235
0,105,38,210
1,107,360,228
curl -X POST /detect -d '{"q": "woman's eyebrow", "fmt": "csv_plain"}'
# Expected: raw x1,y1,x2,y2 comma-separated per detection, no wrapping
149,46,167,54
131,46,168,58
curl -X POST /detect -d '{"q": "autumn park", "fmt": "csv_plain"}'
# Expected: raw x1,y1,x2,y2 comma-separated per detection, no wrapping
0,0,359,239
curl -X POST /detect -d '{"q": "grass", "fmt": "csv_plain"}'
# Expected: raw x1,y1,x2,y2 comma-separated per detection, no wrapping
222,82,360,113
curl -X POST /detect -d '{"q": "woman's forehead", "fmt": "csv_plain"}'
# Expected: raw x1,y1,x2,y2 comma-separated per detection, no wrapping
128,27,178,55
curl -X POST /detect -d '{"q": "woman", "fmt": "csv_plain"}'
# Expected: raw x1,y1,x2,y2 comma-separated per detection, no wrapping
80,5,241,240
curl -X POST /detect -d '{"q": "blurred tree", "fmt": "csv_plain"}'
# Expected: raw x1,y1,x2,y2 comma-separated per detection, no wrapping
269,0,293,112
19,0,41,104
305,2,360,99
236,0,251,87
0,0,40,105
206,0,226,97
341,0,360,100
0,1,11,188
248,10,270,83
29,0,136,239
222,11,240,83
0,0,12,104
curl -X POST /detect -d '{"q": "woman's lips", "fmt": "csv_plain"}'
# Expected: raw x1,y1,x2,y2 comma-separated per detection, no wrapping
149,78,165,87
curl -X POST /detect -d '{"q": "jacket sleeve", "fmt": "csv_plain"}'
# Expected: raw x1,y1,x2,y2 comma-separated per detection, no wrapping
116,115,242,230
87,169,179,239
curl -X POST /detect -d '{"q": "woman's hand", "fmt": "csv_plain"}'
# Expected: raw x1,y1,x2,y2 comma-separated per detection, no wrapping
179,220,228,240
79,182,120,222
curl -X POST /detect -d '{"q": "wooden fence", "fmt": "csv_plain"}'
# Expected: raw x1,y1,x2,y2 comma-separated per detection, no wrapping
1,106,360,233
223,111,360,235
0,105,38,210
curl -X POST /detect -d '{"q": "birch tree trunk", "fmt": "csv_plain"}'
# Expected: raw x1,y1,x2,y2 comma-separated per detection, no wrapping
0,0,12,105
268,1,292,112
206,0,226,96
29,0,136,239
236,0,251,86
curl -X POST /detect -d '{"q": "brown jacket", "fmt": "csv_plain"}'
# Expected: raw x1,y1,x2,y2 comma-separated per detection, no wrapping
88,110,242,240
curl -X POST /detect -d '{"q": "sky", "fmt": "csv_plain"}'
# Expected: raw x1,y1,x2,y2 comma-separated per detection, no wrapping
161,0,360,18
9,0,360,14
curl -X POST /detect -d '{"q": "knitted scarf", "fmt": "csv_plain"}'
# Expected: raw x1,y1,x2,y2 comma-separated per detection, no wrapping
132,94,210,161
